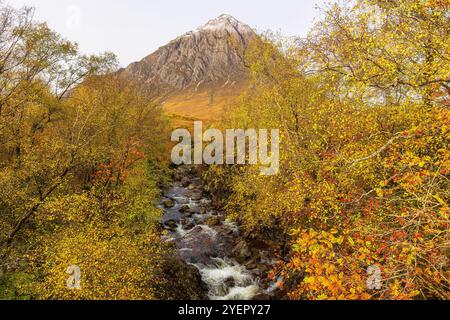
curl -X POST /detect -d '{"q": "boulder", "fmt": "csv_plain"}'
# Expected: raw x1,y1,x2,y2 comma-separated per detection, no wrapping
190,165,203,176
187,207,201,214
253,293,271,301
189,191,203,201
272,288,288,300
224,277,235,288
225,229,234,236
164,220,178,231
184,222,196,231
256,263,270,274
184,212,194,218
157,257,208,300
162,199,175,208
179,205,190,213
205,216,221,227
244,259,258,270
181,218,196,230
232,240,251,263
181,177,191,188
172,172,183,181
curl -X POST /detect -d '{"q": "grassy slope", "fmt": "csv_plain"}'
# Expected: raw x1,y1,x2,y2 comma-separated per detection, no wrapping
161,82,247,129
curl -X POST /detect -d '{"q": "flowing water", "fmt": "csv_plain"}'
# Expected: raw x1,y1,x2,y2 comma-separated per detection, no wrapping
160,167,261,300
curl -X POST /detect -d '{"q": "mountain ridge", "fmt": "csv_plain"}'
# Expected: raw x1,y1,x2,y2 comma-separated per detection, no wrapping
121,14,257,94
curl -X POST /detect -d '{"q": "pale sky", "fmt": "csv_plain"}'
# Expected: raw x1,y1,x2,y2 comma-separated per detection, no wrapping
7,0,326,67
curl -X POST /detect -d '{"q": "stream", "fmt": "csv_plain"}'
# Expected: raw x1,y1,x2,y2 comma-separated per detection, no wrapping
159,166,263,300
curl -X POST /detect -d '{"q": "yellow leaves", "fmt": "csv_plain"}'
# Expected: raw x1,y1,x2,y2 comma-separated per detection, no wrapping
32,223,168,300
379,180,388,188
348,237,355,247
433,194,446,207
201,0,450,302
313,123,319,132
334,236,345,245
438,207,449,220
375,188,384,198
303,276,315,285
0,68,169,300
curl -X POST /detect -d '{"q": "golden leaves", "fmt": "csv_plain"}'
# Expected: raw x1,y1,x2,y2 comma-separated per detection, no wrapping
206,0,450,301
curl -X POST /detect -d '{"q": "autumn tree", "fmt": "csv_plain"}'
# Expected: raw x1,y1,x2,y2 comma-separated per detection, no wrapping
0,3,171,299
207,0,449,300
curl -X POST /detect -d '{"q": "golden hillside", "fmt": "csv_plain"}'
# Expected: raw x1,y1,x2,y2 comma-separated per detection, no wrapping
162,82,247,129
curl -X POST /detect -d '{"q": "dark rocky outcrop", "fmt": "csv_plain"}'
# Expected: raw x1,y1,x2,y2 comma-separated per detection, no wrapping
157,257,208,300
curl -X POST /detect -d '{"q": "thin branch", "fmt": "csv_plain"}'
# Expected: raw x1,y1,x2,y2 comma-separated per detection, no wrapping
349,133,418,166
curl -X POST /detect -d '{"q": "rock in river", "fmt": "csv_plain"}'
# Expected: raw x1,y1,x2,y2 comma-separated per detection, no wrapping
205,216,221,227
179,205,190,212
164,220,178,231
232,240,252,263
181,177,191,188
189,191,203,201
162,199,175,208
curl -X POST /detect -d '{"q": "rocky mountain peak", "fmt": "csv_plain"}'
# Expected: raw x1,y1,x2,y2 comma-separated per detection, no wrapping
195,14,254,35
122,14,258,93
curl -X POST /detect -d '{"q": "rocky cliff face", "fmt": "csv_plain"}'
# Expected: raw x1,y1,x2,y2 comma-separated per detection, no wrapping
122,14,257,94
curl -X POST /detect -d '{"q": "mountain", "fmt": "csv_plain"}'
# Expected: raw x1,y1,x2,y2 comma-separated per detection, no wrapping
122,14,256,92
121,14,258,126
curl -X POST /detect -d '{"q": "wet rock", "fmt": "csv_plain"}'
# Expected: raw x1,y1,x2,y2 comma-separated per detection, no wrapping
162,199,175,208
182,219,196,230
179,205,190,213
260,281,270,290
272,288,288,300
232,240,251,264
190,166,203,176
164,220,178,230
205,216,221,227
225,277,235,288
169,163,178,170
184,212,194,218
211,200,221,209
184,222,196,231
181,177,191,188
253,293,271,301
189,191,203,201
187,207,201,214
178,226,219,264
249,238,274,252
250,269,261,276
189,225,205,235
245,259,258,270
256,264,270,274
199,207,207,215
158,257,208,300
172,172,183,181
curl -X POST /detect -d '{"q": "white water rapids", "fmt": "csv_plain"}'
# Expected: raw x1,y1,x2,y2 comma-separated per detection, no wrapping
160,168,264,300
